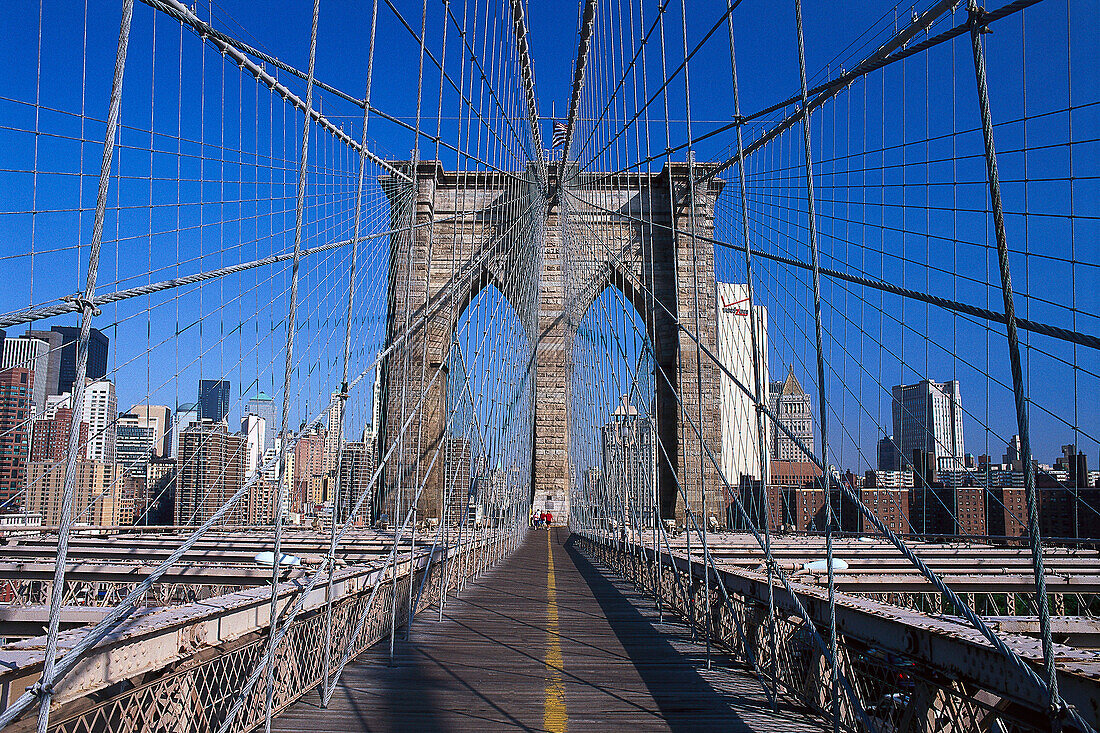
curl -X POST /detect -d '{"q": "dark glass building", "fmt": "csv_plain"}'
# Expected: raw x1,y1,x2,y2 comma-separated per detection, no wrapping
197,379,231,423
51,326,109,395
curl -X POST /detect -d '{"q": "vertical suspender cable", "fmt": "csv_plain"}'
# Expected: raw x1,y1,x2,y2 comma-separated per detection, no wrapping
266,0,321,729
677,0,711,670
433,0,454,624
654,0,696,642
321,0,381,702
391,0,430,662
634,0,666,623
793,1,838,729
966,1,1062,722
560,0,597,173
725,1,778,705
34,3,134,732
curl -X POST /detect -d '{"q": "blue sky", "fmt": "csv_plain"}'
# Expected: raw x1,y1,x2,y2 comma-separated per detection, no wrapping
0,0,1096,472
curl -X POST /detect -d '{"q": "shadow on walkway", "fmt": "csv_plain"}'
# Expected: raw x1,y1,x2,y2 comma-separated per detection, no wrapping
561,534,777,732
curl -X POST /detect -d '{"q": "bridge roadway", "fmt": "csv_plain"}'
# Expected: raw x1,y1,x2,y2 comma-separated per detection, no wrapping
272,528,824,732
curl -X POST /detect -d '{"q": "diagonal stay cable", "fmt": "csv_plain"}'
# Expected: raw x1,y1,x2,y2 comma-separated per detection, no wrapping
564,190,1100,351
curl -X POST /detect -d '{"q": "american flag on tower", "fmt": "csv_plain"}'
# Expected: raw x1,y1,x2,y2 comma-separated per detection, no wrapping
552,122,567,148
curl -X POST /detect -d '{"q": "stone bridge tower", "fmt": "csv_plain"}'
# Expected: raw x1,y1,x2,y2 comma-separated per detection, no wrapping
380,161,721,525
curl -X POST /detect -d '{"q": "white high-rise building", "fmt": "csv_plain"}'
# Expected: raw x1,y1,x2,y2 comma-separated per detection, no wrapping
45,392,71,420
81,379,117,463
891,379,965,472
244,393,276,453
717,283,769,484
322,391,344,476
3,335,49,416
261,434,293,516
241,414,267,478
370,360,382,444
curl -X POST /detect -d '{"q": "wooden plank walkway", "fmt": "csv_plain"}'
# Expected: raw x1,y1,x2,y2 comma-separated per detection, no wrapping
272,528,824,732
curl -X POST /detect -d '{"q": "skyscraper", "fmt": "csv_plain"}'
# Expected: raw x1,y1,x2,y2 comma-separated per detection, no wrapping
241,413,266,478
370,360,383,456
0,367,33,508
131,405,173,458
336,440,373,523
116,412,156,475
1003,434,1022,469
244,392,276,450
260,433,293,518
768,366,815,463
172,403,199,458
443,435,471,526
31,407,88,462
294,428,325,504
599,396,656,529
322,391,344,477
175,422,246,526
877,432,902,471
80,379,117,463
717,283,769,485
51,326,109,395
25,329,63,397
891,379,965,472
3,334,49,415
197,379,231,423
140,457,178,525
25,460,132,526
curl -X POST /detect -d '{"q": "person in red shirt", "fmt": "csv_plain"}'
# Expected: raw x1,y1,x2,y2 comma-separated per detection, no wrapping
545,511,553,527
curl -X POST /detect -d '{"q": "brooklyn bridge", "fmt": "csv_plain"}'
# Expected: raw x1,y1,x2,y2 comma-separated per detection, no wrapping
0,0,1097,731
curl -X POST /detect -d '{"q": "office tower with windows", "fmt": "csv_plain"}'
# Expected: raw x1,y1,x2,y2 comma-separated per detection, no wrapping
81,379,117,463
51,326,109,395
717,282,770,485
891,379,965,472
197,379,231,423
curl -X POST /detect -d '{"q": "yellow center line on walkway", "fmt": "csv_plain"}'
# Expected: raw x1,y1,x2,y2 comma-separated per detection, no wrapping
545,529,567,733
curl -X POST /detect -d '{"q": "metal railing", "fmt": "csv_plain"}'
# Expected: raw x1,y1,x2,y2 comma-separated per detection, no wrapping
573,532,1100,733
0,531,514,733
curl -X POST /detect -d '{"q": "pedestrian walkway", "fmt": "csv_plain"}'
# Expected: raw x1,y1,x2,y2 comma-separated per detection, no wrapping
272,528,824,732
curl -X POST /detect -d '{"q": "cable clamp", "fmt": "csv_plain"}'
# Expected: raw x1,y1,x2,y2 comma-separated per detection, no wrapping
63,294,101,317
968,6,992,34
29,680,54,697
